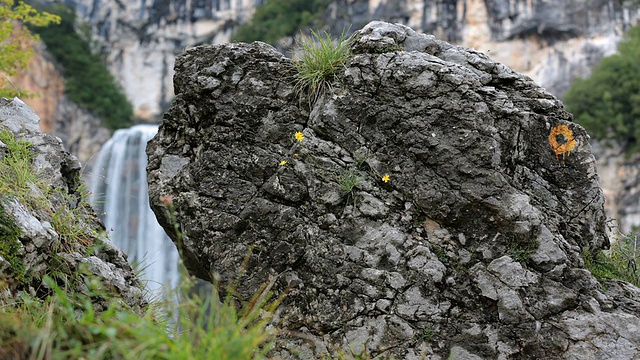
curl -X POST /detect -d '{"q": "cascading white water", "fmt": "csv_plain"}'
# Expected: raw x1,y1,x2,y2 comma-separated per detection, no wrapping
90,124,180,296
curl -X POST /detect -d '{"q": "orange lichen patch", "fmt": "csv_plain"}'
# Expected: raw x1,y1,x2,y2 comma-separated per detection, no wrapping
549,124,577,164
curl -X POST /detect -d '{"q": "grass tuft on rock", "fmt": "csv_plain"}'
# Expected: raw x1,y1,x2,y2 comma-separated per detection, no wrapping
292,29,352,106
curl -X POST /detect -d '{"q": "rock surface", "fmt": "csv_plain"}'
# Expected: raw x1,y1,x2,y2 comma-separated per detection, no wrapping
147,21,640,359
0,97,145,310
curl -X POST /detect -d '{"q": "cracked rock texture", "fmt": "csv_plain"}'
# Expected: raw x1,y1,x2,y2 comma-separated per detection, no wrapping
147,22,640,359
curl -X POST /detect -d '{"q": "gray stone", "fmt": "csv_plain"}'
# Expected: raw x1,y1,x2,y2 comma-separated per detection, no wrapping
147,21,640,359
0,97,145,310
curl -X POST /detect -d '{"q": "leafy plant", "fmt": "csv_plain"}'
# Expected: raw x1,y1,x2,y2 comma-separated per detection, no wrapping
564,25,640,153
0,0,60,98
506,234,539,263
292,29,352,106
0,202,26,283
232,0,331,45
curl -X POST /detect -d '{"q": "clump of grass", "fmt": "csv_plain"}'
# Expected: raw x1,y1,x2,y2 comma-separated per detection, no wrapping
292,29,352,106
0,263,279,360
336,169,361,194
0,129,94,253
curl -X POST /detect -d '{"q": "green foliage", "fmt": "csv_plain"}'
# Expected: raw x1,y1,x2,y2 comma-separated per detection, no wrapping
0,203,26,283
564,25,640,152
506,234,540,263
232,0,330,45
0,129,93,254
583,232,640,287
336,169,361,193
0,264,278,359
0,129,40,203
26,2,132,130
292,29,352,106
0,0,60,98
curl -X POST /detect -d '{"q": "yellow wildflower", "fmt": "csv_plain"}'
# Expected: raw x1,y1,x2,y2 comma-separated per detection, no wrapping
295,132,304,142
382,174,390,183
279,160,288,166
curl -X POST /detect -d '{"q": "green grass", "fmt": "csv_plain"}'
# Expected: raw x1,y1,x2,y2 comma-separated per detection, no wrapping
0,202,26,284
292,29,352,106
0,268,279,360
583,232,640,287
0,129,93,276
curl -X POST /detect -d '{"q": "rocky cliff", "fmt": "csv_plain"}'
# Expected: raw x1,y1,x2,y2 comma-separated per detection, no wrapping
0,97,144,309
14,41,112,167
147,22,640,359
58,0,639,121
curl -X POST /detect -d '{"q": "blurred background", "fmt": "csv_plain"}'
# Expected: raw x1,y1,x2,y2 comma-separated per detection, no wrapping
3,0,639,292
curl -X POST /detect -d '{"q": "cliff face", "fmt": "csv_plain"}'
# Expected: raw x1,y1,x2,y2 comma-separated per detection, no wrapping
325,0,640,97
15,47,111,167
61,0,639,120
66,0,257,120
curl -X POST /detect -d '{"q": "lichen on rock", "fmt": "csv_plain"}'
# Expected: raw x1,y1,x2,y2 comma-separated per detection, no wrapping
147,21,640,359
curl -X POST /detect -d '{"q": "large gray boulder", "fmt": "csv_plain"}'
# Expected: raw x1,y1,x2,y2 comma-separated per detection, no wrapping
147,21,640,359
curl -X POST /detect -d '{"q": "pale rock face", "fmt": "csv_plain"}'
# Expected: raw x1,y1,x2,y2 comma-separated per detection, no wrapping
68,0,258,120
54,0,640,121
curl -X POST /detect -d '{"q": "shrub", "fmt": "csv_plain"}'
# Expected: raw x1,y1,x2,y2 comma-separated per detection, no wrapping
232,0,331,45
564,25,640,153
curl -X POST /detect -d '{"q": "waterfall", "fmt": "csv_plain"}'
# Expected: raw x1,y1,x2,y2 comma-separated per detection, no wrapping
90,124,180,296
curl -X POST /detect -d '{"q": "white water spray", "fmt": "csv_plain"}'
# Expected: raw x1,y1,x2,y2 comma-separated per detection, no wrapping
90,124,179,295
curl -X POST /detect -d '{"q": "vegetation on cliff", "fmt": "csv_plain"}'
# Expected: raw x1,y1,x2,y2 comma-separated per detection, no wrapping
26,2,133,131
232,0,330,45
564,25,640,153
0,0,59,98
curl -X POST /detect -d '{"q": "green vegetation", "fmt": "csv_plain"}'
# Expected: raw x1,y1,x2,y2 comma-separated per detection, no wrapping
506,233,540,263
0,0,60,98
583,232,640,287
564,25,640,152
26,2,132,130
292,29,352,106
0,202,26,283
0,129,92,257
232,0,331,45
0,269,278,360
